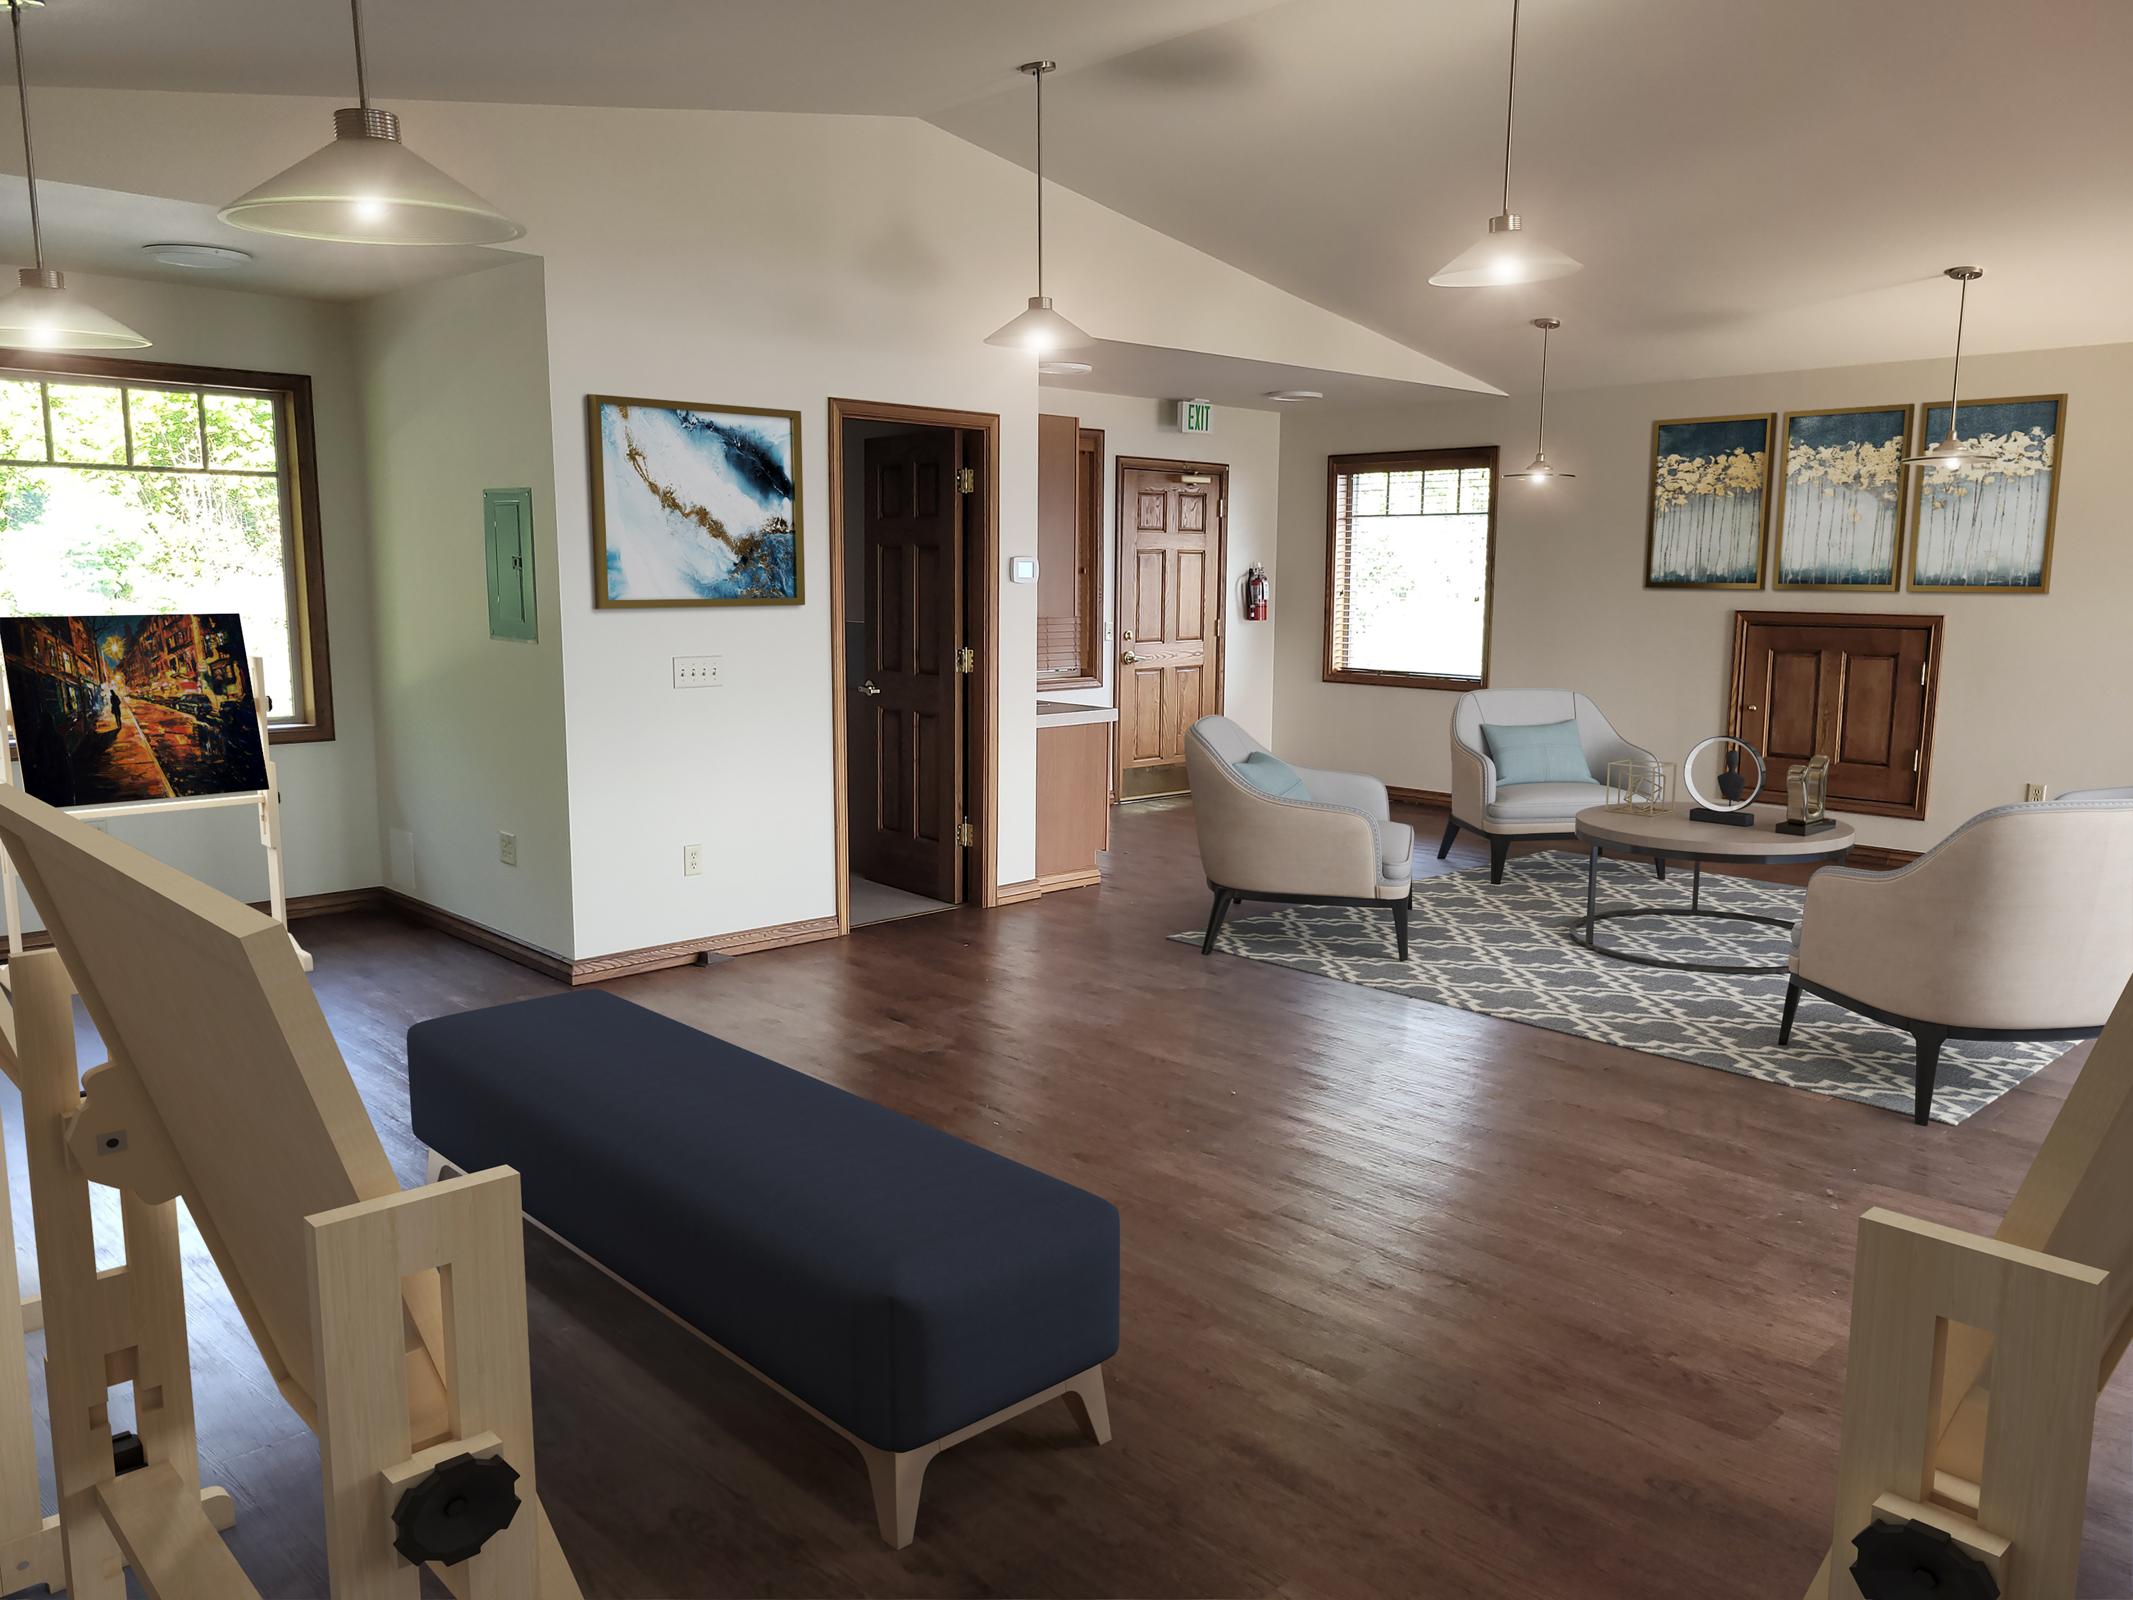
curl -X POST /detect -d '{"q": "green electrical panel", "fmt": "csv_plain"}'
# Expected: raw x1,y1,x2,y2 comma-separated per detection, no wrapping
483,487,537,642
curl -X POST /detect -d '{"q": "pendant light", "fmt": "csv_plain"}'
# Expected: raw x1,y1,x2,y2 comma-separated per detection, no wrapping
1429,0,1580,288
1502,318,1572,482
985,60,1091,354
0,1,151,350
219,0,523,246
1902,267,1987,473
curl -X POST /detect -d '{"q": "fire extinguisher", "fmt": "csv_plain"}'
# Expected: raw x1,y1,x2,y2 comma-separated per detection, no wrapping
1243,565,1271,622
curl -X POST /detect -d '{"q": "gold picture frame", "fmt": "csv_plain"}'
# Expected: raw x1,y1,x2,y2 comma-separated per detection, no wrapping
587,393,805,609
1771,404,1912,593
1644,413,1774,590
1905,393,2066,595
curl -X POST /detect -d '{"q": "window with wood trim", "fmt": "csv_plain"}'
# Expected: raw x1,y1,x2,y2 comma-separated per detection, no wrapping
1324,446,1497,690
0,354,333,741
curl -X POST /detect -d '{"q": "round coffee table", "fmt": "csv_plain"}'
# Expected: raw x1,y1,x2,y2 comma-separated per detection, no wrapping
1570,806,1856,974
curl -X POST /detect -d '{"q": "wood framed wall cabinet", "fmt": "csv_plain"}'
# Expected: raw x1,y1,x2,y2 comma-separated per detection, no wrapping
1113,457,1228,800
1036,414,1103,689
1726,610,1943,819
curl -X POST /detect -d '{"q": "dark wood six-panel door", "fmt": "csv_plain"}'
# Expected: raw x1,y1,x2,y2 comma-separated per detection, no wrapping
1727,610,1943,819
1115,464,1224,796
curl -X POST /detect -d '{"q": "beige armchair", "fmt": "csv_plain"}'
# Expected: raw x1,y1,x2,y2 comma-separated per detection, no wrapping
1444,688,1655,882
1183,716,1414,958
1781,796,2133,1123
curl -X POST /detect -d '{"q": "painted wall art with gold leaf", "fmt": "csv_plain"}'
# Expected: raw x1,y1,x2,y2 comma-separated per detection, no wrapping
1644,413,1774,589
588,395,803,607
1907,394,2064,593
1773,406,1910,591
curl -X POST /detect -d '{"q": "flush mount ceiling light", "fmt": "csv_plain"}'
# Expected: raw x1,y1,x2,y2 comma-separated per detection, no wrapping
1263,389,1324,402
1902,266,1988,473
142,242,254,270
0,0,151,350
985,60,1092,356
1429,0,1581,288
1036,360,1093,376
219,0,523,245
1501,317,1573,482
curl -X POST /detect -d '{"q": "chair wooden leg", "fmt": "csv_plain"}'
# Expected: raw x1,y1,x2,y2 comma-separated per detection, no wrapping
1487,836,1509,885
861,1444,932,1550
1201,888,1236,955
1778,978,1802,1046
1061,1367,1112,1445
1436,819,1459,859
1654,856,1667,880
1390,897,1411,961
1913,1030,1948,1126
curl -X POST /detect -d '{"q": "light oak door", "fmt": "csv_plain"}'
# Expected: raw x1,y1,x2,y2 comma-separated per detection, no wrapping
850,429,963,900
1116,465,1223,793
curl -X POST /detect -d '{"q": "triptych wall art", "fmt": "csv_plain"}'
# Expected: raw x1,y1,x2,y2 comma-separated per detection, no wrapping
1644,395,2064,593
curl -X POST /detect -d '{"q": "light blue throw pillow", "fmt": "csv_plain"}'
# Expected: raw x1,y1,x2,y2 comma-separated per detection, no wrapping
1481,719,1592,785
1236,751,1312,800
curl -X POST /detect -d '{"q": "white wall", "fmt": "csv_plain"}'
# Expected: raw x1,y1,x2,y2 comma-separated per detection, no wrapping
1038,391,1282,745
1272,341,2133,852
353,258,572,955
7,272,381,923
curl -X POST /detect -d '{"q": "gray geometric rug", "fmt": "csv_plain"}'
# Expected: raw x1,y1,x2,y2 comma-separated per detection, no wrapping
1170,854,2068,1125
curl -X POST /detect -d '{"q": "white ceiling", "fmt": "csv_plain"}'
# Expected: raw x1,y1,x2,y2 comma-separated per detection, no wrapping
12,0,2133,394
1039,341,1454,412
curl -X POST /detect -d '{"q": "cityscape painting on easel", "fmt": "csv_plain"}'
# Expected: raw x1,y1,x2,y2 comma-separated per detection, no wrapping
1774,407,1908,590
1909,395,2064,592
0,613,268,807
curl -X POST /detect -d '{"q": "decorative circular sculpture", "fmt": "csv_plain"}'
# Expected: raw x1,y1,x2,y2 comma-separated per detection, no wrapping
1850,1516,2001,1600
1681,735,1764,814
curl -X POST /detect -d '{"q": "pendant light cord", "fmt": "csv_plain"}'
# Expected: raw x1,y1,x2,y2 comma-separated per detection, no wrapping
8,2,44,273
1534,321,1549,456
1033,63,1045,298
1946,272,1969,434
350,0,370,110
1499,0,1519,216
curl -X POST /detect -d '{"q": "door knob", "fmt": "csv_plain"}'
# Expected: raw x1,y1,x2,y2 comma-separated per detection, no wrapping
1122,629,1134,642
1120,651,1139,665
859,680,881,696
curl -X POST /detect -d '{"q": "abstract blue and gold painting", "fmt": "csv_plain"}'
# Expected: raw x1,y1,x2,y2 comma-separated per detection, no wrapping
1645,414,1773,588
1774,406,1909,590
1908,395,2064,592
588,396,803,607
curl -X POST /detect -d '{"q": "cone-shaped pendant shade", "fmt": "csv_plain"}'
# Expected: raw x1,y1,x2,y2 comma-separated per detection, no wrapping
219,108,524,246
1430,215,1581,288
983,295,1090,354
0,268,150,351
1501,448,1573,482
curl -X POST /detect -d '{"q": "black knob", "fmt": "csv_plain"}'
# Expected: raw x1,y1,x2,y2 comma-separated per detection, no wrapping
390,1451,522,1567
1851,1517,2000,1600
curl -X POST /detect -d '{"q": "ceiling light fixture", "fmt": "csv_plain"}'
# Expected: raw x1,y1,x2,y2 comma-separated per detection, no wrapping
1429,0,1580,288
1263,389,1324,402
1501,317,1572,483
1902,266,1987,473
218,0,524,246
985,60,1091,355
1037,360,1093,376
142,242,255,270
0,0,152,350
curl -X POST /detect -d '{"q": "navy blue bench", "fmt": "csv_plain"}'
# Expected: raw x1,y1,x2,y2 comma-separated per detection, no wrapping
406,989,1118,1545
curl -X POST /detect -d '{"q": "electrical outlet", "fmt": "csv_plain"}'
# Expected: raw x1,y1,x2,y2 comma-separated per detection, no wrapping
498,831,518,867
673,655,723,688
683,843,704,877
2024,783,2048,803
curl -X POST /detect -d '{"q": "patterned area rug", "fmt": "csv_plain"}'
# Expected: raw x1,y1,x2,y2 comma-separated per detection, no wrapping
1171,854,2067,1124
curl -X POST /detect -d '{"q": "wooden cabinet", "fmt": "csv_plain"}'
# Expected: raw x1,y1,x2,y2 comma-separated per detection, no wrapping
1035,705,1115,891
1037,415,1102,688
1727,610,1943,819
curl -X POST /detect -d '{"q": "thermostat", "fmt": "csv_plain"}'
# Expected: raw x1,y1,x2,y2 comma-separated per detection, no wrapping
1009,556,1039,584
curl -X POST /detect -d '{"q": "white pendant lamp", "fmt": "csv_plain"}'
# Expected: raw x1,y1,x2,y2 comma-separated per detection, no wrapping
985,60,1091,355
1902,266,1987,473
1501,317,1572,482
219,0,523,246
0,0,151,351
1429,0,1581,288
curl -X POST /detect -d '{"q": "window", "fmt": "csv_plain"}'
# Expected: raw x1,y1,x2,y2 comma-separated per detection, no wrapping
1324,446,1497,690
0,354,333,741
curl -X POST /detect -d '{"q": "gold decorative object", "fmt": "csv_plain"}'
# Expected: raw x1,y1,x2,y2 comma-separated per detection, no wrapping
1778,754,1834,835
1605,759,1674,815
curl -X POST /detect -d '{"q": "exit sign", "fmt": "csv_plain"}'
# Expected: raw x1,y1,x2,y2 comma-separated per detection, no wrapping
1177,398,1214,435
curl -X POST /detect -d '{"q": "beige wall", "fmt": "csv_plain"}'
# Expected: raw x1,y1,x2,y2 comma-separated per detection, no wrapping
1272,340,2133,852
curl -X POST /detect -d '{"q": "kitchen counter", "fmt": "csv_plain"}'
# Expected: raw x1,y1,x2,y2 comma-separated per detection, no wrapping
1035,699,1120,730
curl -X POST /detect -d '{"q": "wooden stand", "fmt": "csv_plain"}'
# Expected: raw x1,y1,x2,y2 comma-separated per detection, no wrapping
1806,975,2133,1598
0,653,309,971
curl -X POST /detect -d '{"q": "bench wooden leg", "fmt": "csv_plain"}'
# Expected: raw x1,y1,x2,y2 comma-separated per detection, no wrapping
1062,1367,1111,1444
861,1444,932,1551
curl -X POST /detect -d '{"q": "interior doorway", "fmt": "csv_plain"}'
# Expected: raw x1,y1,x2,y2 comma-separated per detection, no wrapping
830,400,999,932
1114,457,1229,800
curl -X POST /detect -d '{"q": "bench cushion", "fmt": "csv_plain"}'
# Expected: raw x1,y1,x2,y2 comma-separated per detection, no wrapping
407,990,1120,1453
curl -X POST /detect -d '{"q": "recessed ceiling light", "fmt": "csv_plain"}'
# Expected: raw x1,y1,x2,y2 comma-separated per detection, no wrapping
141,243,255,270
1263,389,1323,402
1038,361,1093,376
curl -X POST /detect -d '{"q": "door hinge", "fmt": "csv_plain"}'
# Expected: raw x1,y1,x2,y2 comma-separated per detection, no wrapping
958,818,975,847
955,467,976,494
956,645,976,674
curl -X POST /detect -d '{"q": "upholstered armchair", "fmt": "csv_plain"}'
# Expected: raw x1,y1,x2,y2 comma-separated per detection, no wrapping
1183,716,1414,958
1443,689,1655,882
1781,796,2133,1124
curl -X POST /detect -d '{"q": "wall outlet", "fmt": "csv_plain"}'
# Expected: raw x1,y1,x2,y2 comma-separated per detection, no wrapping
2024,783,2048,803
673,655,723,688
683,843,704,877
498,831,518,867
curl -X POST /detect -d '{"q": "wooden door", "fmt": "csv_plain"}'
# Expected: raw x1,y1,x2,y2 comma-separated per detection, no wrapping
1116,464,1224,794
1728,610,1943,819
850,429,963,900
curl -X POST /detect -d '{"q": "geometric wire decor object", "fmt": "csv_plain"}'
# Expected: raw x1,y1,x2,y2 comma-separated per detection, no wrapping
1605,759,1674,815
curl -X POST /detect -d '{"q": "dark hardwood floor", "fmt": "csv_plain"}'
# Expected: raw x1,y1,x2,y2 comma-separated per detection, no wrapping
6,797,2124,1598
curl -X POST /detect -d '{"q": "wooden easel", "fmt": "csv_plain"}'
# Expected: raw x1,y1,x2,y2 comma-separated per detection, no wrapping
0,652,309,972
0,783,581,1598
1807,974,2133,1598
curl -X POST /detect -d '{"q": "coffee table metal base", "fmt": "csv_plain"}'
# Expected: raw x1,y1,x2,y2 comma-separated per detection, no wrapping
1571,845,1799,975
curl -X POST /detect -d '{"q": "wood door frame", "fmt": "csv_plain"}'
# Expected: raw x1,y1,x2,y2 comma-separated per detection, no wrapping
828,398,1001,934
1112,456,1230,795
1724,608,1944,820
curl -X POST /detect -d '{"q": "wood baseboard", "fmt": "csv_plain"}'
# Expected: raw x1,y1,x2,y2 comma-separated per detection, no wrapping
379,889,576,981
567,915,840,983
995,879,1044,905
1036,868,1103,894
1844,844,1921,871
1387,786,1451,809
2,886,386,960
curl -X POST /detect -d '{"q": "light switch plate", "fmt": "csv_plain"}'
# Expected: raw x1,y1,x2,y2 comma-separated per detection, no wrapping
1008,555,1038,584
674,655,723,688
